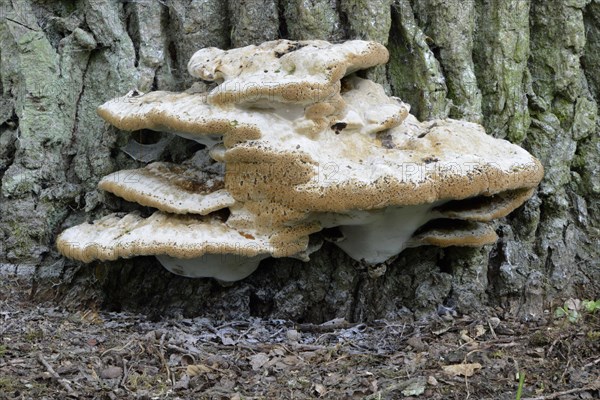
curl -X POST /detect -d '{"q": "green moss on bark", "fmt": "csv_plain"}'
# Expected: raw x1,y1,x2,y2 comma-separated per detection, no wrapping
387,0,449,120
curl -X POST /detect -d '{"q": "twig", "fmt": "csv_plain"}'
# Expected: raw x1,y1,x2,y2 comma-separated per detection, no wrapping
521,379,600,400
492,341,519,348
583,357,600,369
101,340,134,357
289,343,329,351
0,321,15,336
546,335,563,357
487,319,498,340
235,326,254,343
295,321,361,333
120,358,129,389
363,378,425,399
158,333,173,386
0,358,27,368
559,346,571,382
215,320,250,330
37,353,78,398
465,374,471,399
269,327,285,338
324,354,351,366
166,343,201,356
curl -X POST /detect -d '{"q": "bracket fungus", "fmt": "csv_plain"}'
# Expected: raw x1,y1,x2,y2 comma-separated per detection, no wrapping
57,40,544,282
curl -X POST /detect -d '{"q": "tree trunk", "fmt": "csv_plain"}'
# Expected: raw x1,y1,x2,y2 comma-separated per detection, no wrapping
1,0,598,322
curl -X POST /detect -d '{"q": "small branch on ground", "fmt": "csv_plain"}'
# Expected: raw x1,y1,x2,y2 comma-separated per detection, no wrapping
120,358,129,389
158,332,173,386
583,357,600,369
295,321,362,333
37,353,78,398
522,379,600,400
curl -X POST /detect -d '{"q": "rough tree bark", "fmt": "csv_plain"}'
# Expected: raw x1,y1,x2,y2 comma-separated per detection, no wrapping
0,0,598,322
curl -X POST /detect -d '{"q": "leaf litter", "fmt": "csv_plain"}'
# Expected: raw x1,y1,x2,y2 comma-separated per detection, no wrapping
0,277,599,399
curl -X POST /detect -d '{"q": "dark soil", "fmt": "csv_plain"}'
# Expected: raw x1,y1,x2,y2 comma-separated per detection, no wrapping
1,276,598,400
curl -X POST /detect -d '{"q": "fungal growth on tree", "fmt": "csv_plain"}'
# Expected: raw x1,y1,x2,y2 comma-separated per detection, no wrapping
57,40,544,282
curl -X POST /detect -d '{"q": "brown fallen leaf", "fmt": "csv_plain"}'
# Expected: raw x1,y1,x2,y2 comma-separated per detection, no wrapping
99,366,123,379
460,329,475,344
314,383,326,397
474,324,486,338
249,352,270,371
428,376,439,386
81,310,103,324
442,363,482,377
186,364,212,376
173,374,190,390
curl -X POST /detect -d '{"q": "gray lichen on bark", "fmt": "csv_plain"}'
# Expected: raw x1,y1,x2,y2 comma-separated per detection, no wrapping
473,0,531,142
411,0,482,122
282,0,343,41
0,0,598,322
228,0,279,47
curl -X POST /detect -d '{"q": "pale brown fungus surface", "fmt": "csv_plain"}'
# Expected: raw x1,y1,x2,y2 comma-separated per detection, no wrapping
57,40,544,280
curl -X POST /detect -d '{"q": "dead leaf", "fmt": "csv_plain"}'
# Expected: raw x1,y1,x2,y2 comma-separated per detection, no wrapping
271,347,285,356
460,329,474,343
442,363,482,377
565,298,581,311
432,325,451,335
488,317,500,328
370,379,378,393
286,329,300,342
402,379,427,396
56,363,78,375
282,355,302,366
474,324,486,338
406,336,426,351
99,366,123,379
186,364,211,376
249,353,270,371
173,374,190,390
218,335,236,346
314,383,326,396
324,372,342,386
81,310,103,324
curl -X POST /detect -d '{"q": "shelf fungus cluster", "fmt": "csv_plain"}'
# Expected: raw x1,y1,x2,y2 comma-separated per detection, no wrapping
57,40,544,282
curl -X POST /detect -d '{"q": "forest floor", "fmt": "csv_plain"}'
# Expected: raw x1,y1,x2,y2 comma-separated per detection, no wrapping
1,275,599,400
